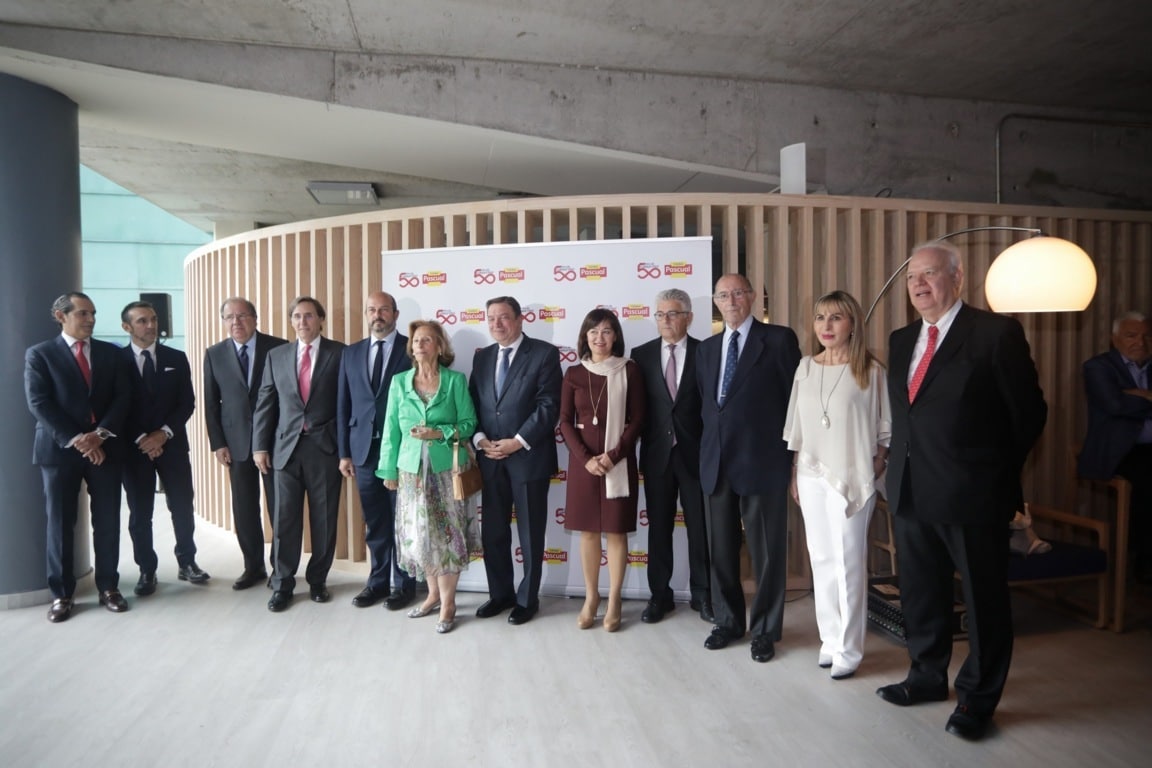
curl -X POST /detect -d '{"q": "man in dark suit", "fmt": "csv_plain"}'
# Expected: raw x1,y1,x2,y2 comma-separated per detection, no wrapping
1078,311,1152,581
24,292,132,621
697,274,801,663
119,300,208,596
469,296,562,625
631,287,712,624
878,241,1047,741
254,296,347,612
338,290,416,609
203,297,288,589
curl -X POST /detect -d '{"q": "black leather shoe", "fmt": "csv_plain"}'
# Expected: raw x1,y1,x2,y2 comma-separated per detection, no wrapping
750,635,775,663
352,585,387,608
383,589,416,611
134,572,157,596
268,590,292,612
99,590,129,613
177,562,210,584
945,705,991,741
690,596,716,623
232,569,268,590
641,599,673,624
704,626,741,650
508,604,538,625
310,584,331,603
475,598,515,618
876,681,949,707
47,597,74,623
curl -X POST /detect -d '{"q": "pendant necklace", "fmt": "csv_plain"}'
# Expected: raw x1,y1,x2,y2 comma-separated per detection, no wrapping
587,368,608,426
818,356,848,429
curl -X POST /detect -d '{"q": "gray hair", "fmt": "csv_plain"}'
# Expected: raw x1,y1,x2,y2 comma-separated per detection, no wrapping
655,288,692,313
1113,311,1148,334
910,240,963,274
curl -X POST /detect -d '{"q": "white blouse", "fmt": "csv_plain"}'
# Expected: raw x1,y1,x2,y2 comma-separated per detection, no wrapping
782,357,892,516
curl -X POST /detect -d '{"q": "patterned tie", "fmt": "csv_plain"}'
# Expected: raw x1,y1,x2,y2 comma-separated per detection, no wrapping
73,340,92,389
496,346,512,397
141,349,156,394
299,343,312,404
719,330,739,405
908,324,939,403
665,344,678,400
238,343,250,385
371,339,386,392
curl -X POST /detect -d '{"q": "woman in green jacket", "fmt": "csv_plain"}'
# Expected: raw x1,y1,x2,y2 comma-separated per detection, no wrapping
377,320,480,634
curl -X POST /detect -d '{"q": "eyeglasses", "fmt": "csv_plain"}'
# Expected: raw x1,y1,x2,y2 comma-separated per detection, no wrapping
653,311,689,320
713,289,753,301
223,313,253,322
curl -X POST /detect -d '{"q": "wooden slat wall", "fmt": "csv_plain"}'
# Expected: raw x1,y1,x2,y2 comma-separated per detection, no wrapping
186,193,1152,574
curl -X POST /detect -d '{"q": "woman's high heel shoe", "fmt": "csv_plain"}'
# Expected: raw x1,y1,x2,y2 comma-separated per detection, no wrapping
603,598,622,633
577,595,601,630
407,601,440,618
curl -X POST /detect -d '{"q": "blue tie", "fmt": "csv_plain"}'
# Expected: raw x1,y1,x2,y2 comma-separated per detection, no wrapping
496,347,512,397
141,349,156,395
719,330,740,405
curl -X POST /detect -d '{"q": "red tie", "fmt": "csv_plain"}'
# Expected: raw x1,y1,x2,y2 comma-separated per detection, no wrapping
73,340,92,388
299,343,312,404
908,325,938,403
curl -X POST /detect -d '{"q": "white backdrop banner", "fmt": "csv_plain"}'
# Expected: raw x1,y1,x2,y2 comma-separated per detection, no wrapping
384,237,713,598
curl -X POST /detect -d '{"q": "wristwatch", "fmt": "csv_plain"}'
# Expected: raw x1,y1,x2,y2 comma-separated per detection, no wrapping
94,427,116,440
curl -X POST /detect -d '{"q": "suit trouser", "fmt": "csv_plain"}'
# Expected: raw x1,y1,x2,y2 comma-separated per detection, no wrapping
228,456,276,573
795,474,874,669
123,448,197,573
271,436,343,593
644,445,710,603
355,439,414,592
705,473,789,639
41,454,123,597
1117,444,1152,563
480,464,550,609
894,512,1013,716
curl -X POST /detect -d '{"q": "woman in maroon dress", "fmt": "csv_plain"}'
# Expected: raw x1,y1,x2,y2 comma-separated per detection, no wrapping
559,308,646,632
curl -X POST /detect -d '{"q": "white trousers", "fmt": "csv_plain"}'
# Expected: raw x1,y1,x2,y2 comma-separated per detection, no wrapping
796,474,875,671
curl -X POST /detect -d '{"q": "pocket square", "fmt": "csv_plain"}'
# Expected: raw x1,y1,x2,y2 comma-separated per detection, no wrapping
163,367,176,372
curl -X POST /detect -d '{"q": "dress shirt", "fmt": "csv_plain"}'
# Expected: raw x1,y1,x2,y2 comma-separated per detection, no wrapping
297,338,320,386
130,341,174,440
907,298,963,387
717,316,754,397
61,332,90,369
368,329,398,380
474,334,530,451
233,337,254,388
661,337,687,391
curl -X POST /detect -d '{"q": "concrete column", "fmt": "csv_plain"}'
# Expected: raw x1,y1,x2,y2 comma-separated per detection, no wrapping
0,74,85,607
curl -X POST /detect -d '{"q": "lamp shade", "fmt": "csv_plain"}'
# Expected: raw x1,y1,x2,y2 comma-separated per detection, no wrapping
984,236,1096,312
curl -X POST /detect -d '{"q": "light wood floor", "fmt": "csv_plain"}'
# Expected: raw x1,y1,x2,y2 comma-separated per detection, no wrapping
1,504,1150,767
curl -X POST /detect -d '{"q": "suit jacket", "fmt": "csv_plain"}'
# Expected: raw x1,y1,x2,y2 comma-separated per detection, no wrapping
252,336,346,471
886,303,1047,525
468,334,562,483
377,367,477,479
631,335,703,475
120,344,195,453
1078,348,1152,481
697,321,801,495
25,336,131,464
337,334,411,467
203,331,288,461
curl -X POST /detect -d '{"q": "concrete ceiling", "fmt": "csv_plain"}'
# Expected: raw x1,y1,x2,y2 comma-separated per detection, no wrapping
2,0,1150,234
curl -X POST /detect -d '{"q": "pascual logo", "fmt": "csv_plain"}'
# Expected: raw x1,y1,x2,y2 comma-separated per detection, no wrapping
398,272,420,289
499,268,525,283
551,470,568,483
664,262,693,277
627,550,649,567
675,510,686,527
543,548,568,565
637,262,662,279
473,268,495,285
460,308,486,324
621,304,650,319
580,264,608,280
422,271,447,287
539,306,566,322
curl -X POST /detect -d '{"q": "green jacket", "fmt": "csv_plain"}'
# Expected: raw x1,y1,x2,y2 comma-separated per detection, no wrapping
376,366,477,481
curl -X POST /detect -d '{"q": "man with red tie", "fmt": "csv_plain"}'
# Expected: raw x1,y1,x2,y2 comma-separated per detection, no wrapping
24,292,131,621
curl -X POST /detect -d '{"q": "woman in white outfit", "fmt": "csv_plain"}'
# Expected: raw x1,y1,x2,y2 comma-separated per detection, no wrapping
783,290,890,680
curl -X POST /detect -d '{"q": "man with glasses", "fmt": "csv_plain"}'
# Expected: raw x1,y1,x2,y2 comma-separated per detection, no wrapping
697,274,801,663
203,297,287,589
630,288,712,624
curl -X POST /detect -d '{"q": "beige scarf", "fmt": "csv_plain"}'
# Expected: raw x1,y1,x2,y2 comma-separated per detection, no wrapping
581,356,631,499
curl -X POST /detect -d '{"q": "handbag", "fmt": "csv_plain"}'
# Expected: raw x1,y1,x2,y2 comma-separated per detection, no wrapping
452,434,483,501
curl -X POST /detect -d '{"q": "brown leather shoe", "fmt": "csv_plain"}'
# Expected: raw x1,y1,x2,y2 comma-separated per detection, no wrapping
47,597,74,623
99,589,129,613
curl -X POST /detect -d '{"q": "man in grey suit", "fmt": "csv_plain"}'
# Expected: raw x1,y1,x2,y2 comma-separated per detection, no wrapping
338,290,416,609
203,297,288,589
469,296,562,625
254,296,347,612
